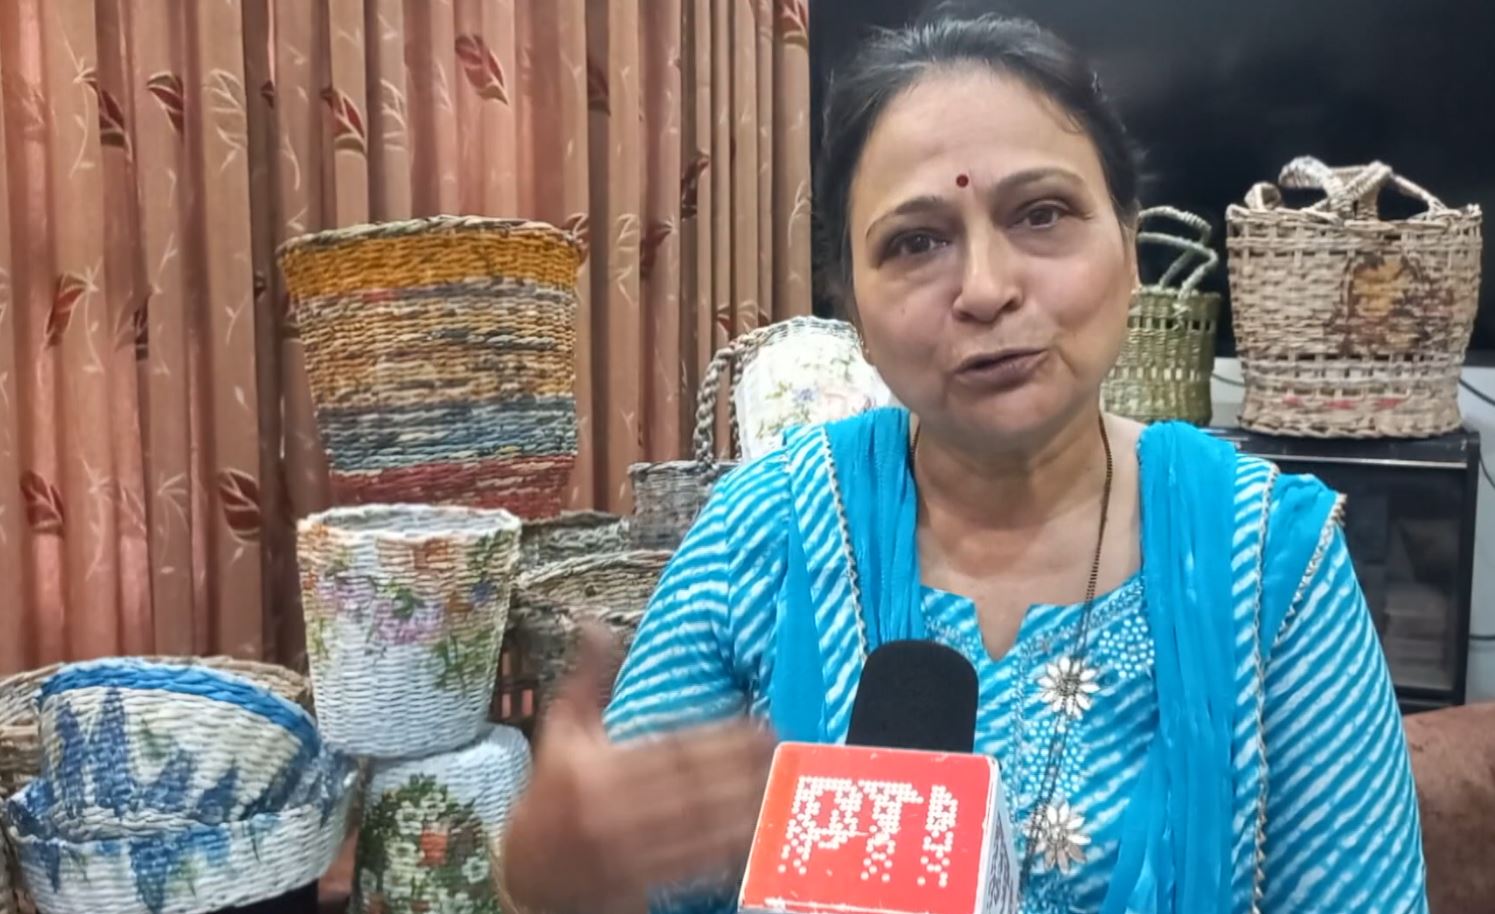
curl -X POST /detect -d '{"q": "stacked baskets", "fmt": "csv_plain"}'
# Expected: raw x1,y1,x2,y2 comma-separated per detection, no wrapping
278,216,585,517
0,659,353,914
1103,207,1222,425
1227,157,1483,437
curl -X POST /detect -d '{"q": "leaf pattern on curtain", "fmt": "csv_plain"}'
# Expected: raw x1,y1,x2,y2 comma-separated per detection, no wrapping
0,0,811,674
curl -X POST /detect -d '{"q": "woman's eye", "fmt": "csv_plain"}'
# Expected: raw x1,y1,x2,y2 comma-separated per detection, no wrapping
887,231,945,260
1020,203,1068,229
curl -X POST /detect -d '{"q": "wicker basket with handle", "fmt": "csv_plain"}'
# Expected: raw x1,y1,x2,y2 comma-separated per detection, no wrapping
1226,157,1482,437
628,317,879,550
627,340,741,551
1102,206,1221,425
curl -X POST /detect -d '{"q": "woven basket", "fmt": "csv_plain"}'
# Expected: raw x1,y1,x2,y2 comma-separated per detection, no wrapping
628,341,740,551
27,660,324,837
730,317,891,461
277,216,584,517
509,552,671,707
1226,157,1483,437
297,504,522,758
519,510,628,569
4,753,356,914
0,657,307,803
1102,207,1222,425
354,725,531,914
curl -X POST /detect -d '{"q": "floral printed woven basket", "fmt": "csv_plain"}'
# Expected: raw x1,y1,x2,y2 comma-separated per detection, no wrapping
277,216,584,517
354,724,532,914
730,317,893,462
298,504,522,758
509,551,671,707
2,661,356,914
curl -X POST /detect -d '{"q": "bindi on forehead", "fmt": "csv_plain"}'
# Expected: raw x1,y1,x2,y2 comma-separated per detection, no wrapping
955,173,970,188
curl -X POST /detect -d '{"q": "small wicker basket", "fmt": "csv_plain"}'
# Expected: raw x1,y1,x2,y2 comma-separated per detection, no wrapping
297,504,522,758
508,551,672,708
627,343,740,551
1102,206,1221,425
277,216,584,516
1227,157,1483,438
629,317,880,550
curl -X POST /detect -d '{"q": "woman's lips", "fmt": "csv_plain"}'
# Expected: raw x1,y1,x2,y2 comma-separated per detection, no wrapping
954,348,1049,390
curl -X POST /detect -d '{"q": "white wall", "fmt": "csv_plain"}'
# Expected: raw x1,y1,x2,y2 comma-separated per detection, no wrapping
1210,361,1495,701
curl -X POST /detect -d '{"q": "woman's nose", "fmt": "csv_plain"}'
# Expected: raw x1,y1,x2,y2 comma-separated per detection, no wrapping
952,231,1022,323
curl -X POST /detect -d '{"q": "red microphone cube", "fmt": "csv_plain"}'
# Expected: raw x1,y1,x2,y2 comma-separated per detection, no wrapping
738,742,1019,914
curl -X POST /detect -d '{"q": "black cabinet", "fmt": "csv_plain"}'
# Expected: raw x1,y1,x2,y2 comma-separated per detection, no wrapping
1209,427,1481,711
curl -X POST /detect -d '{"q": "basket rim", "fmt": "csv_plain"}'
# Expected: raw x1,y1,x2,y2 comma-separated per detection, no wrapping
297,503,523,542
1225,200,1483,227
275,214,584,260
3,763,356,849
515,550,672,591
521,510,624,532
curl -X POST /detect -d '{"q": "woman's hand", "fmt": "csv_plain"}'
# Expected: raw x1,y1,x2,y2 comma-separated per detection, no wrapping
499,624,777,914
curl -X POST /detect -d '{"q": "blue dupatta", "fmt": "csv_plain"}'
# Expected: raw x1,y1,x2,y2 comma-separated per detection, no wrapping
767,407,1338,914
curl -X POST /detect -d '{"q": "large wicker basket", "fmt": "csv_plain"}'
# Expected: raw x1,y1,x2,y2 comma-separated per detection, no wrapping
1226,157,1483,437
508,551,672,708
277,216,584,517
519,510,628,569
1103,207,1221,425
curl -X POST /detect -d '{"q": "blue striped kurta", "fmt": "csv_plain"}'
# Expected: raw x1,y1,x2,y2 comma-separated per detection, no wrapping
604,429,1428,914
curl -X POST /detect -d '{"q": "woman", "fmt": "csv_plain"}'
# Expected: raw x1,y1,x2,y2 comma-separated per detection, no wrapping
498,10,1428,914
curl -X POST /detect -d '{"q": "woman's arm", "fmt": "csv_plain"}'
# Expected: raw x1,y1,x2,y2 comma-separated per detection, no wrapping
1259,520,1429,913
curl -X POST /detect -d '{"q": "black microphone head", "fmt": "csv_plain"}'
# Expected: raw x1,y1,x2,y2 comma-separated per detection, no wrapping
846,640,978,753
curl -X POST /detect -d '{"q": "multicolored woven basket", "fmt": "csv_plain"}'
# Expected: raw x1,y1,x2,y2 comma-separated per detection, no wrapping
354,725,532,914
1102,207,1221,425
1227,157,1483,437
277,216,584,517
298,504,523,758
509,551,671,707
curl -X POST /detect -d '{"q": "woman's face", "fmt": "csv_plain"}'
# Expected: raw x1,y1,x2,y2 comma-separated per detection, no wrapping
847,67,1136,455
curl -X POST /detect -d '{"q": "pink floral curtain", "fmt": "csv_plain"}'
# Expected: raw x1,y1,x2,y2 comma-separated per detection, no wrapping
0,0,811,674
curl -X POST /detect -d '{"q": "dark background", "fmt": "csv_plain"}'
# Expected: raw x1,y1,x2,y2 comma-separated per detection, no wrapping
809,0,1495,361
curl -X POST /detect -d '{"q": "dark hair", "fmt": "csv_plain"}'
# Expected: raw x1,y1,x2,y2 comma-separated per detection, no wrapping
815,5,1140,311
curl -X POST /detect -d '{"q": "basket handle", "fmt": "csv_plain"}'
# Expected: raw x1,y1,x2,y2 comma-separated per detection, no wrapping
1250,156,1451,219
1136,206,1218,295
690,339,740,464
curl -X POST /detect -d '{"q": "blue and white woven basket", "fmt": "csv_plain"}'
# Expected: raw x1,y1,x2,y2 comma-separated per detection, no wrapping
298,505,523,758
354,724,532,914
3,661,357,914
32,660,323,835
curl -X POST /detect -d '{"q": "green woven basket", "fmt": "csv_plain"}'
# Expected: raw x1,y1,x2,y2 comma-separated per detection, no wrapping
1103,206,1222,425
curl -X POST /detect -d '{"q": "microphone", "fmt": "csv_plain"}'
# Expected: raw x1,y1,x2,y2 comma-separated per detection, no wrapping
739,641,1020,914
